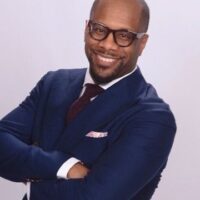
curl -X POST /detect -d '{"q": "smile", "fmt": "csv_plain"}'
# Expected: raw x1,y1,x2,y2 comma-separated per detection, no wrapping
95,54,119,66
98,55,116,63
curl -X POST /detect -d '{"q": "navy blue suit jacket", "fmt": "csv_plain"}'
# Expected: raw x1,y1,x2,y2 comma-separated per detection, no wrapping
0,68,176,200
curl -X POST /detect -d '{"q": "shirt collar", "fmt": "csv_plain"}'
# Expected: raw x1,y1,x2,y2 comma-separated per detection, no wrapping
83,66,138,90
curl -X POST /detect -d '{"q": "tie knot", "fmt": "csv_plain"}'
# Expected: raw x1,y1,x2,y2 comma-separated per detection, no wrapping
84,83,104,99
66,83,104,123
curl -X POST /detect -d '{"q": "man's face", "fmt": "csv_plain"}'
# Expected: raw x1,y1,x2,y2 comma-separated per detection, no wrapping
85,0,148,84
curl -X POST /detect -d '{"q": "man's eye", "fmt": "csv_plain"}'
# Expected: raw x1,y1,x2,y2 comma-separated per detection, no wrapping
118,32,130,40
93,26,106,34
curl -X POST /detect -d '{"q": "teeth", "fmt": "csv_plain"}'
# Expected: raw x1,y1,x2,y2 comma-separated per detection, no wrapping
98,55,115,63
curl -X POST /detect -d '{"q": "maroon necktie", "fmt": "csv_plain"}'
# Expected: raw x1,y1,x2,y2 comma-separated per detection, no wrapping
66,83,104,123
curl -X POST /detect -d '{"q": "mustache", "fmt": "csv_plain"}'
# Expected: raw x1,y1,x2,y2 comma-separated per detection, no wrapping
93,47,123,59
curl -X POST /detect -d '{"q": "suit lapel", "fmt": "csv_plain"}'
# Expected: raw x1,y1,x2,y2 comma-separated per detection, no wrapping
58,68,147,152
41,68,86,149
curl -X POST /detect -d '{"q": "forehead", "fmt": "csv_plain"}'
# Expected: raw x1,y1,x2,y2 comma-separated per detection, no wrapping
90,0,142,31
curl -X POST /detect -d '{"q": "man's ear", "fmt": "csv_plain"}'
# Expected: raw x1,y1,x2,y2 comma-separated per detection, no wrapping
138,34,149,56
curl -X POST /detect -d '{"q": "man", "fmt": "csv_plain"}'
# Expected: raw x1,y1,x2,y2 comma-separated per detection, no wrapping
0,0,176,199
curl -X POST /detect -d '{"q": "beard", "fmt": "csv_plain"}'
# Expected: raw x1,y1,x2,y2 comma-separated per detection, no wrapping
89,61,124,84
86,47,128,84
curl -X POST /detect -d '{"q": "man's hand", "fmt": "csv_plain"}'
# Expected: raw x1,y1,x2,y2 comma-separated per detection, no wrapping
67,162,90,179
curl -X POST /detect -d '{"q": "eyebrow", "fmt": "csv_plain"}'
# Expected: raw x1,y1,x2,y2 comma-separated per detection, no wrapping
91,20,138,33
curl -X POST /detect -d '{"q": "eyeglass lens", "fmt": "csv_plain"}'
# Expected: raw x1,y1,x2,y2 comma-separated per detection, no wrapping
88,21,138,47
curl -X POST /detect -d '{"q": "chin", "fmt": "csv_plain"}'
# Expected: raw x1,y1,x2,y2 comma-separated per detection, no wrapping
90,67,118,84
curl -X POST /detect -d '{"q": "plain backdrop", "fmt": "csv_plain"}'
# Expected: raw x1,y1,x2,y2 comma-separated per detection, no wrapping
0,0,200,199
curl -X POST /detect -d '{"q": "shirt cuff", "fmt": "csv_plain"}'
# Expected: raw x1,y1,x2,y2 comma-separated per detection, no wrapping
56,157,80,179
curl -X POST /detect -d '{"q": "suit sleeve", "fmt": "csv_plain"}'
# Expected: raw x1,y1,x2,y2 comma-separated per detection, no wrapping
30,109,176,200
0,73,70,182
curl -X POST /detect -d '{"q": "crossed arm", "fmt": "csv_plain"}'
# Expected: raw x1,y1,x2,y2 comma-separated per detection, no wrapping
0,76,176,199
0,111,175,200
0,106,175,199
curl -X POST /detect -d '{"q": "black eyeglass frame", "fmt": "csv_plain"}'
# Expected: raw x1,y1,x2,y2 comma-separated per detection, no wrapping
87,20,146,47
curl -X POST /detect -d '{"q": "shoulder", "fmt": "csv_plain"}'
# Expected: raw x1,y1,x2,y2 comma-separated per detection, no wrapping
30,68,86,96
140,83,176,126
43,68,86,81
124,72,177,131
37,68,86,87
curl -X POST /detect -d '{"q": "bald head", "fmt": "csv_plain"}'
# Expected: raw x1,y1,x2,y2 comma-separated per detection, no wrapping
90,0,150,32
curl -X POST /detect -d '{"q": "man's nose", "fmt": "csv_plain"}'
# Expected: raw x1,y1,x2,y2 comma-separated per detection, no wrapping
98,33,118,50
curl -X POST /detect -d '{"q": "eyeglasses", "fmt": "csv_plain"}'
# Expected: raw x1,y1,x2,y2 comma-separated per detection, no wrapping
87,20,146,47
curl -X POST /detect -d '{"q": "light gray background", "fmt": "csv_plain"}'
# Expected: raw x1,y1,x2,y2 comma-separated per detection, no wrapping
0,0,199,199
